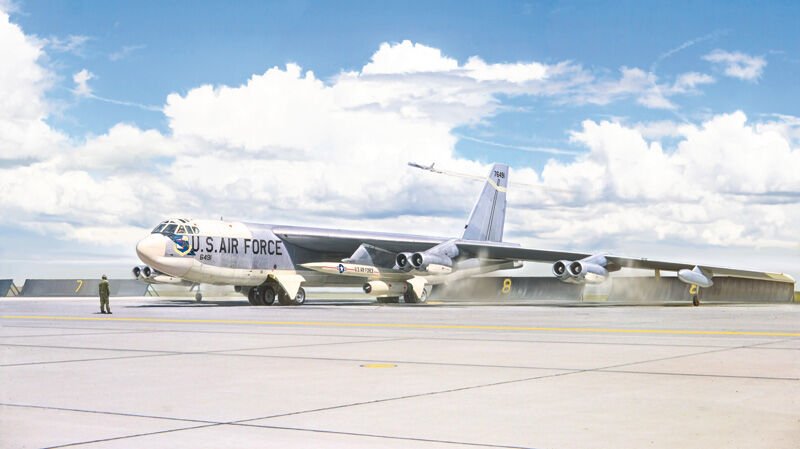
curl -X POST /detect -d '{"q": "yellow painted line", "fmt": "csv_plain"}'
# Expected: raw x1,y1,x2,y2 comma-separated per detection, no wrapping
2,315,799,337
361,363,397,368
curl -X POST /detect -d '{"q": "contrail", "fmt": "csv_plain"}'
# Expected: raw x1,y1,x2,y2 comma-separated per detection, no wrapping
455,134,581,156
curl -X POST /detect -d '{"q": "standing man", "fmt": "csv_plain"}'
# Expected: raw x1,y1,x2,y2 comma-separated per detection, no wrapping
99,274,111,314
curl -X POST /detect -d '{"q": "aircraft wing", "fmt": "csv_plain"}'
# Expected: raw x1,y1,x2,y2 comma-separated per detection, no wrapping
272,228,793,284
455,241,795,283
272,226,443,254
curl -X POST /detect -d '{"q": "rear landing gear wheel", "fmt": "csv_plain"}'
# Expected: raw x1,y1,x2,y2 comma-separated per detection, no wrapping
692,295,700,307
377,296,400,304
278,292,292,306
195,292,203,302
292,287,306,305
262,286,276,305
248,288,264,306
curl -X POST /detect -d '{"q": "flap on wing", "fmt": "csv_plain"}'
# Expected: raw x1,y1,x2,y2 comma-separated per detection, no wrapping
456,240,590,262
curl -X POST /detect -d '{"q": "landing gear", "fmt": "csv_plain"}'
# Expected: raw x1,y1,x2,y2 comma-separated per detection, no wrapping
376,296,400,304
293,287,306,305
278,287,306,306
262,286,276,305
248,287,264,305
195,292,203,302
403,287,428,304
247,282,305,306
690,284,701,306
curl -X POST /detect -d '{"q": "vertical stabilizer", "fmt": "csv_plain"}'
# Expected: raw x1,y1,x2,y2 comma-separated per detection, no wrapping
462,164,508,242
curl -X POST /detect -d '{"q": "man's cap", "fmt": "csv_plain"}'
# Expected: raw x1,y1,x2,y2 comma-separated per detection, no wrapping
102,274,107,279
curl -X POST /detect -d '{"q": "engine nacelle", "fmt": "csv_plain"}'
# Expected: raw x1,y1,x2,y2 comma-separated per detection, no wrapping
567,261,609,284
395,253,414,272
132,265,154,279
554,255,610,284
552,260,572,281
409,240,458,272
410,252,453,269
363,281,408,296
678,266,713,288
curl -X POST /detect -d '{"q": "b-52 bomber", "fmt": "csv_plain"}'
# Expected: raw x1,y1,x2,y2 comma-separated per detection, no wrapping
135,164,793,306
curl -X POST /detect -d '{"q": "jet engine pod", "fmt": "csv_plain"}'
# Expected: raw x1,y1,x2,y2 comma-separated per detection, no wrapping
132,266,144,279
363,281,408,296
678,266,713,288
395,253,414,271
410,252,453,271
552,260,571,281
567,261,609,284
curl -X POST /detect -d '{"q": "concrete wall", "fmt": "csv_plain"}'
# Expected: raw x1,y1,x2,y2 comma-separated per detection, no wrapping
431,276,795,303
19,279,149,297
609,277,795,303
431,277,585,301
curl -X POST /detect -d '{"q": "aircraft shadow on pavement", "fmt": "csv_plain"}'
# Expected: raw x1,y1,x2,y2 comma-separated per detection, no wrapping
131,299,251,308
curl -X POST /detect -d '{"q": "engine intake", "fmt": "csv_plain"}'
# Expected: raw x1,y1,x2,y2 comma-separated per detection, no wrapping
554,255,609,284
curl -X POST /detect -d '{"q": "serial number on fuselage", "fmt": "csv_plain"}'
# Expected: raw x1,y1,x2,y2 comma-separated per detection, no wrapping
181,236,283,256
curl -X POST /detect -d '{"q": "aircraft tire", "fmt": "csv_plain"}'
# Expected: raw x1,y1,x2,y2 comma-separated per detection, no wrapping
248,288,264,306
377,296,399,304
692,295,700,307
195,292,202,302
278,292,292,306
262,286,276,305
403,290,418,304
292,287,306,305
417,288,428,304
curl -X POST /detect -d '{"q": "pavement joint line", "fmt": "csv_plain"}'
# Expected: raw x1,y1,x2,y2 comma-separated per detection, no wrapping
6,323,795,351
43,423,223,449
2,402,534,449
4,314,800,337
0,352,186,368
598,369,800,381
232,337,800,424
0,330,156,339
232,422,537,449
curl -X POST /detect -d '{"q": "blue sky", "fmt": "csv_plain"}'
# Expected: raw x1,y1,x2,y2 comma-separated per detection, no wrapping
1,0,799,282
18,0,800,167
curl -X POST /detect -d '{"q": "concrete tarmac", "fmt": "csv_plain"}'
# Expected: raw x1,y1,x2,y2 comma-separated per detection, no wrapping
1,297,799,448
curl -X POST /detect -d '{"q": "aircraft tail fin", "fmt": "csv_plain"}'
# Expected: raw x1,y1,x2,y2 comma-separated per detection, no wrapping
461,163,508,242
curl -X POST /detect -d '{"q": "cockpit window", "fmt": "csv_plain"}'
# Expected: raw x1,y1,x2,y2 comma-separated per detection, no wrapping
192,226,199,234
151,223,166,233
176,225,186,234
163,224,177,235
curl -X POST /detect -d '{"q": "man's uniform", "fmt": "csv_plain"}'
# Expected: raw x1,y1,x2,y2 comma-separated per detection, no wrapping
99,276,111,314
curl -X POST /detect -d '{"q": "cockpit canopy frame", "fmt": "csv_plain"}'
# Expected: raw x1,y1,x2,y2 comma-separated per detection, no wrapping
152,218,199,236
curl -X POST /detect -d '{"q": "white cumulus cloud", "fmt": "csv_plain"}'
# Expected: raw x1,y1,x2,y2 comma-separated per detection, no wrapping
703,49,766,81
72,68,94,97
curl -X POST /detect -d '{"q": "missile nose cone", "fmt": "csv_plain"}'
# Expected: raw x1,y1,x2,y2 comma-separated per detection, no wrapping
136,234,167,265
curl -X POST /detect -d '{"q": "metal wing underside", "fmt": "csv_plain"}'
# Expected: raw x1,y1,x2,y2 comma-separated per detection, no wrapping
272,226,445,254
455,241,795,283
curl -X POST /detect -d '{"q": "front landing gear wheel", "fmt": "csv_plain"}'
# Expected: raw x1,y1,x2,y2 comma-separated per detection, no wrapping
195,292,203,302
692,295,700,307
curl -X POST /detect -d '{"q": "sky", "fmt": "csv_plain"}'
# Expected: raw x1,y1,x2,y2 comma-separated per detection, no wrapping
0,0,798,285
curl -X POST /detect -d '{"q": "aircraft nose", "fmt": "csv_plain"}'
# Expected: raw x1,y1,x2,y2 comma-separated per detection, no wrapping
136,234,167,265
